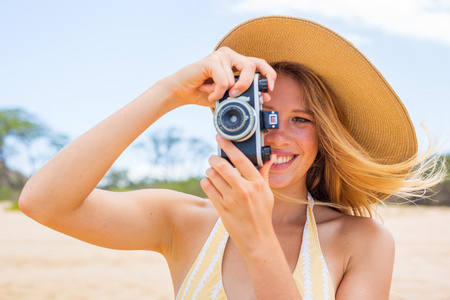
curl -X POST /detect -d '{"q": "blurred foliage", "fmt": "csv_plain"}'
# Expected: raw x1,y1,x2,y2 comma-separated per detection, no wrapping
1,108,67,203
98,168,207,198
0,108,68,204
1,107,449,209
408,155,450,206
0,161,27,201
146,178,206,198
0,108,68,174
99,155,450,206
106,177,207,198
0,108,44,163
6,200,20,211
135,127,213,181
384,154,450,206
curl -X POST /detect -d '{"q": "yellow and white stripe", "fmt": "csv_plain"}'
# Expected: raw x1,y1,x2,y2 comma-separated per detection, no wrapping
177,219,228,300
294,194,335,299
176,195,335,299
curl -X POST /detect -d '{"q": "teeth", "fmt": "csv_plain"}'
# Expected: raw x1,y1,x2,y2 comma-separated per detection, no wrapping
273,154,295,165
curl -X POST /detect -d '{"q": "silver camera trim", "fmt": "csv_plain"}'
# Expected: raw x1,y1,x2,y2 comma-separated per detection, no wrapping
214,74,265,167
214,98,257,142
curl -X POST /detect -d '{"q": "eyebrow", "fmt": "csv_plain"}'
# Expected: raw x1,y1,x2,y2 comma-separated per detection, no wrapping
264,105,314,116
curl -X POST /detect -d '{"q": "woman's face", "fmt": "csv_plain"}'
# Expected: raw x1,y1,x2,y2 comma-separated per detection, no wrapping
263,74,319,195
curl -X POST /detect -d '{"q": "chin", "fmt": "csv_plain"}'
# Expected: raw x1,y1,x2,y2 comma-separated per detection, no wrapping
268,174,299,191
268,163,310,189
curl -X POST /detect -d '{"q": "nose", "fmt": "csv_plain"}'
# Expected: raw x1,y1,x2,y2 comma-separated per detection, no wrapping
264,124,291,147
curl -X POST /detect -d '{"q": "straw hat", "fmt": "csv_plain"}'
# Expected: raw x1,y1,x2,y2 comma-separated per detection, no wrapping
215,16,417,165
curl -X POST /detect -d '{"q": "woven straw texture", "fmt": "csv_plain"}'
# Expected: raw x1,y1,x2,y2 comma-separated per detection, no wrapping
216,16,417,165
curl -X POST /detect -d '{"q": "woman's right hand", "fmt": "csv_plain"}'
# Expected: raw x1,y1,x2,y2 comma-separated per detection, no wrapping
164,47,277,108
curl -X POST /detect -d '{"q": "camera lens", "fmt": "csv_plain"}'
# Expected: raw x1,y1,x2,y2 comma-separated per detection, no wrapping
222,106,246,132
214,99,256,142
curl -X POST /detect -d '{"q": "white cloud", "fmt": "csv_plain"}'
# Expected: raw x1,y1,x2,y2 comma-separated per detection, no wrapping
230,0,450,45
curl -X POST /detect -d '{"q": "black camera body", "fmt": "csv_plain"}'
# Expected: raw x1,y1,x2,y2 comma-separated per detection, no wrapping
214,74,279,167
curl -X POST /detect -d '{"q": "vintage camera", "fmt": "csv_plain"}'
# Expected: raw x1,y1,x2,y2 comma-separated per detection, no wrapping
214,73,279,167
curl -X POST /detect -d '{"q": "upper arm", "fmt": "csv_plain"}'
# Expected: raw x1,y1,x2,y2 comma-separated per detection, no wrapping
35,188,207,254
335,218,395,300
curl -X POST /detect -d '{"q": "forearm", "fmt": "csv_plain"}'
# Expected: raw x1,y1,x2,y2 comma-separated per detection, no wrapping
244,233,302,300
19,79,181,220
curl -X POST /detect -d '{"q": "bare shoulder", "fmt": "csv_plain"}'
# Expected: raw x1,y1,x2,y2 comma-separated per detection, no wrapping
315,205,395,299
316,204,394,252
340,210,394,254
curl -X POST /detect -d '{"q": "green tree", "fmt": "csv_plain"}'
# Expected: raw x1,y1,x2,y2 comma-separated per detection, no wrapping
99,168,131,190
0,108,68,201
0,108,68,172
136,127,213,182
0,109,44,164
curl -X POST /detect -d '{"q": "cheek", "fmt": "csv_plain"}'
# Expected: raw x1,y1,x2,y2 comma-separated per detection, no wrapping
294,127,319,155
297,131,319,168
309,128,319,153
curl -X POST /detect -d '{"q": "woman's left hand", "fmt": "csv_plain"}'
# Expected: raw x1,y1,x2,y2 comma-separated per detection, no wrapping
200,135,276,256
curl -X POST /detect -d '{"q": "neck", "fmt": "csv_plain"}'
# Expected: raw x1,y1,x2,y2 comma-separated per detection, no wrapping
271,187,309,226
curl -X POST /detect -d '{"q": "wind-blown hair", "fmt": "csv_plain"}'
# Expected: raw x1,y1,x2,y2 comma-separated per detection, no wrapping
271,62,446,217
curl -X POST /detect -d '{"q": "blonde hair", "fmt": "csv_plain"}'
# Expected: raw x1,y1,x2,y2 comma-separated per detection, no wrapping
271,62,447,217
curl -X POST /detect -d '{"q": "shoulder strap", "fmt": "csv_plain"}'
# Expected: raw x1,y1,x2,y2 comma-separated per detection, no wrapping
293,195,335,299
176,218,229,300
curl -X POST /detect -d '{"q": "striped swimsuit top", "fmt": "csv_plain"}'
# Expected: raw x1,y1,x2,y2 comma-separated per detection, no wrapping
176,195,335,300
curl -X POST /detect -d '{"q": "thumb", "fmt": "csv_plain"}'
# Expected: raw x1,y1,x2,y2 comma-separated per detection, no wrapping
259,154,276,183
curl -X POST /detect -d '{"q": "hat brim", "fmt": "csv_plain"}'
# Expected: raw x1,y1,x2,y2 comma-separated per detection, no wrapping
215,16,417,165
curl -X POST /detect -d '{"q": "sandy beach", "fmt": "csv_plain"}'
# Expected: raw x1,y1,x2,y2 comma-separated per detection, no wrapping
1,203,450,300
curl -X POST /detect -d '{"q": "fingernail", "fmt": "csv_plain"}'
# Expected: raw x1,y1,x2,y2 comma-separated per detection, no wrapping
271,154,276,163
216,135,229,145
269,80,275,92
229,90,240,98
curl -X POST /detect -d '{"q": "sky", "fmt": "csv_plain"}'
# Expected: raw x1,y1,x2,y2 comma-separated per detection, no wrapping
1,0,449,178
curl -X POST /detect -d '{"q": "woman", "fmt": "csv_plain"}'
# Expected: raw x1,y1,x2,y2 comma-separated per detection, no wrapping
19,16,444,299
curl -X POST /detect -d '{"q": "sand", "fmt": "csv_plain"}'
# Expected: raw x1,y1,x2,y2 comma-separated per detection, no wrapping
1,203,450,300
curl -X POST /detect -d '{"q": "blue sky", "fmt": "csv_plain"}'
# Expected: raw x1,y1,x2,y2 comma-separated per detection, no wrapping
1,0,449,178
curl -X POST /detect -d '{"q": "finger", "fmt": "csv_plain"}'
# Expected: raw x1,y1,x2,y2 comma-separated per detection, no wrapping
208,67,232,101
229,60,256,97
216,135,261,181
205,165,232,193
196,83,217,107
220,57,237,91
248,57,277,92
259,154,276,183
198,84,222,107
198,83,215,94
201,53,233,101
230,60,276,98
200,177,224,209
208,155,246,189
208,48,240,100
213,47,253,98
262,92,271,102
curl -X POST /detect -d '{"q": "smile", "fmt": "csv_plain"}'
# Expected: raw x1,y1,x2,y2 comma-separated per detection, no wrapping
272,154,297,165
